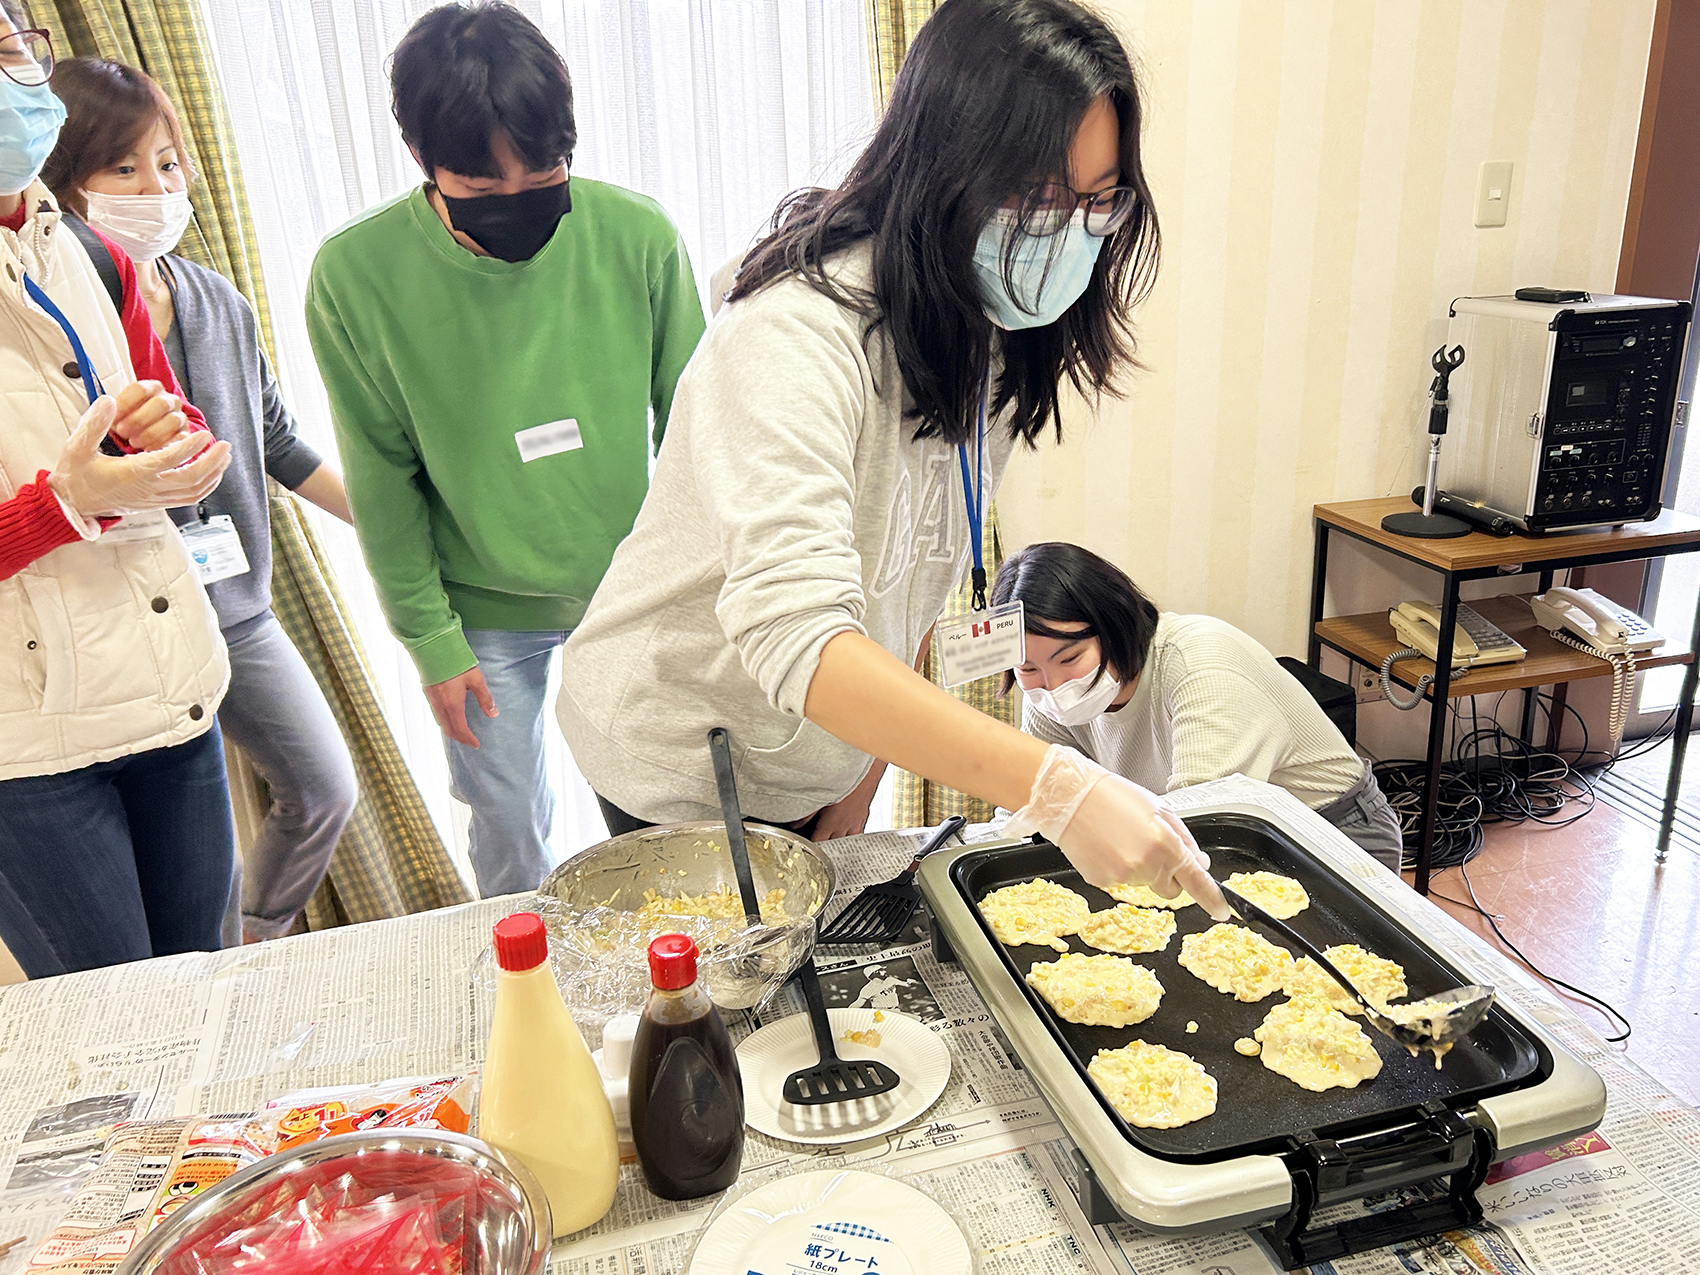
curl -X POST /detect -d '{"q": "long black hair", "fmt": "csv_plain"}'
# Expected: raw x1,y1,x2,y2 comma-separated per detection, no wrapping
992,542,1160,692
727,0,1159,448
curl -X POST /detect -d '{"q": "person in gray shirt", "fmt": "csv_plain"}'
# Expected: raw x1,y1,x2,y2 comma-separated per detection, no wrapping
558,0,1226,917
46,58,356,942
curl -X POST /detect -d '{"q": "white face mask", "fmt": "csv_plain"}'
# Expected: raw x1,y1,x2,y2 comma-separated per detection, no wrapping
81,189,193,262
1025,666,1122,726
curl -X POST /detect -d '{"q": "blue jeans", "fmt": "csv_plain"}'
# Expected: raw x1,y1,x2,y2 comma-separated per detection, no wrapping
218,611,358,941
0,724,235,978
446,629,568,897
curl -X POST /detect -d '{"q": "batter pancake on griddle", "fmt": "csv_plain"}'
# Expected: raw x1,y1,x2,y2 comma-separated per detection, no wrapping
1222,870,1311,919
978,878,1090,951
1026,952,1163,1027
1178,923,1294,1002
1087,1041,1218,1128
1076,903,1176,955
1254,996,1383,1092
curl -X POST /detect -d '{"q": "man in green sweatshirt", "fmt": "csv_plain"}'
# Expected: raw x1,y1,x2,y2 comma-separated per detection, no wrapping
305,2,704,897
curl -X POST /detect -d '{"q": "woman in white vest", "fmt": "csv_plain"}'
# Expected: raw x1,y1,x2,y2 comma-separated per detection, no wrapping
0,9,235,978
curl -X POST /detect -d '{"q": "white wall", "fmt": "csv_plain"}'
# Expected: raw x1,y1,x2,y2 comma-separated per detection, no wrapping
997,0,1656,756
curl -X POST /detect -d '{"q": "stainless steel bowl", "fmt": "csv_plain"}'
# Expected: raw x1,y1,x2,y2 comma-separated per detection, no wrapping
539,822,835,1009
116,1130,550,1275
540,822,835,923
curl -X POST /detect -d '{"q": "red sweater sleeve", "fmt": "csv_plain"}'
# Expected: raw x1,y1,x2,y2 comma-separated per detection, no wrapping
0,471,85,581
89,227,209,436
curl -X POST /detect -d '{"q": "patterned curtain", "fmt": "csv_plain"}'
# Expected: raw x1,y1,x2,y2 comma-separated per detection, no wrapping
865,0,939,105
892,515,1015,828
30,0,467,926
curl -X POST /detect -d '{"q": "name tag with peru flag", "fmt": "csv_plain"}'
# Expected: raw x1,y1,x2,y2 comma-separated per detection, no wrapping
935,601,1025,688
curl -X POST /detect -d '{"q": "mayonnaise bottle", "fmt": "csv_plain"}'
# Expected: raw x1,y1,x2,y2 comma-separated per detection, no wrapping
481,912,618,1237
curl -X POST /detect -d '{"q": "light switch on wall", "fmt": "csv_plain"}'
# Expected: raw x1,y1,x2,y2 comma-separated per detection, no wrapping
1475,160,1513,227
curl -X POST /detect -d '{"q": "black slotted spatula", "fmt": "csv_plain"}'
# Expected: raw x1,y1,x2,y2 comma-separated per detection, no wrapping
781,954,901,1105
818,815,966,945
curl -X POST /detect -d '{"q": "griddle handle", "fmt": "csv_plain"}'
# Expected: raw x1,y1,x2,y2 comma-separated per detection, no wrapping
1264,1121,1496,1268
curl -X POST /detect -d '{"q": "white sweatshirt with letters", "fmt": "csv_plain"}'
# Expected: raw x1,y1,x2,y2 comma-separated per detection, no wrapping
557,248,1017,824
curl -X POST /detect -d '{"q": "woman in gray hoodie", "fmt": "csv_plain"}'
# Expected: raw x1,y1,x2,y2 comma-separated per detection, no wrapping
559,0,1227,917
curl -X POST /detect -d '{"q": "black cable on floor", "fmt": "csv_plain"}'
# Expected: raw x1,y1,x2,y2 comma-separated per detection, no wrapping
1457,862,1632,1044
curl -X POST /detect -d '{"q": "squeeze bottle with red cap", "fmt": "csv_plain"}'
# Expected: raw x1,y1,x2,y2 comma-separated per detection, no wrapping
629,933,745,1199
481,912,618,1236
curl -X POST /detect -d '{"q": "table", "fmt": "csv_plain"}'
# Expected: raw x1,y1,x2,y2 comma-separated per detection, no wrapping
1306,497,1700,893
2,783,1699,1275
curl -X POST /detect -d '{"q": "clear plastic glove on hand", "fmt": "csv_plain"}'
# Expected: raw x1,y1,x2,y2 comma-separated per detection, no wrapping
1005,744,1231,920
48,396,231,518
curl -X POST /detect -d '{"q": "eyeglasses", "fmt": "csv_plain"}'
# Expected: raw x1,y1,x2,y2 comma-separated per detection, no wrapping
0,28,53,87
1014,181,1139,238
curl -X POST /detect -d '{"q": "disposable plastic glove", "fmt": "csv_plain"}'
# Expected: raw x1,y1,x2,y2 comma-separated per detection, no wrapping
48,396,231,519
1005,744,1231,920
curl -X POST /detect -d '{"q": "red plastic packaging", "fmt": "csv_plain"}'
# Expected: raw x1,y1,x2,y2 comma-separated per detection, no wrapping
155,1153,493,1275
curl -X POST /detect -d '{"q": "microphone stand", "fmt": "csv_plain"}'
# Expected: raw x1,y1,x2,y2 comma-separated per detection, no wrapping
1382,345,1472,539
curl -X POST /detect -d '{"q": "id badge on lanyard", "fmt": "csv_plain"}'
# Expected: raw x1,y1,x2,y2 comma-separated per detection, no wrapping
935,371,1024,688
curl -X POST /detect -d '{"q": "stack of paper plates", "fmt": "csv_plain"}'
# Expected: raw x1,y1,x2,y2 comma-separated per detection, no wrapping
689,1169,972,1275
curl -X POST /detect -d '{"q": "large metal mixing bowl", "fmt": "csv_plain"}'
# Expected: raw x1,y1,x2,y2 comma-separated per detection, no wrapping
116,1130,550,1275
539,822,835,1009
540,822,835,923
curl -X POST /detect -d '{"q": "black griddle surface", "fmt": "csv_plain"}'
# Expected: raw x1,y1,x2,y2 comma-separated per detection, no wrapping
952,813,1548,1163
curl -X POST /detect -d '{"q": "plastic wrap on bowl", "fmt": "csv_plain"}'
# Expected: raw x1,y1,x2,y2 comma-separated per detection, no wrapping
470,897,814,1029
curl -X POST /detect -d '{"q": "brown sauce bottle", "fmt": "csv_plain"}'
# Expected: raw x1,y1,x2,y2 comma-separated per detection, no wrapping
629,934,745,1200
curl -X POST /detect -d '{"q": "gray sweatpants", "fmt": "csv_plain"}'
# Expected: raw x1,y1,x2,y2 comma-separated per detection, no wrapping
217,611,358,941
1314,762,1405,872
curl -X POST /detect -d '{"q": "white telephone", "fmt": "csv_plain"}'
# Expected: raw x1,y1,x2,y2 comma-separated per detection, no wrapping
1381,602,1527,710
1528,586,1663,742
1388,601,1528,669
1528,586,1665,656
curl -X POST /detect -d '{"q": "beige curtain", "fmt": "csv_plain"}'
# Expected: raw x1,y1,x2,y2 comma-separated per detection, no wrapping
865,0,939,105
32,0,467,926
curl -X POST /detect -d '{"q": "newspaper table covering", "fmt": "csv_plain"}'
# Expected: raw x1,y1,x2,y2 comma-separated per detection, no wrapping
0,773,1693,1274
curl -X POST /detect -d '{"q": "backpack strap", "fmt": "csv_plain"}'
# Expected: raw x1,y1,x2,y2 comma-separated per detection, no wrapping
61,214,125,314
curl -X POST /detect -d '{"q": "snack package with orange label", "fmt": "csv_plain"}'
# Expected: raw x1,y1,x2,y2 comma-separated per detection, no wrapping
28,1077,474,1274
257,1076,473,1153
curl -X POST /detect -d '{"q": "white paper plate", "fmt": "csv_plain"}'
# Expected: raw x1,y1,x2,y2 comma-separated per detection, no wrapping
736,1008,950,1145
688,1168,972,1275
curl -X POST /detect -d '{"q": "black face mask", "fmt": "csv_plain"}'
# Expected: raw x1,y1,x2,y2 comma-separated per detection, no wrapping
440,180,572,262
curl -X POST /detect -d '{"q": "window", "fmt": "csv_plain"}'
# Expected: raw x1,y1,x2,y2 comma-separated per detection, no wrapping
200,0,877,869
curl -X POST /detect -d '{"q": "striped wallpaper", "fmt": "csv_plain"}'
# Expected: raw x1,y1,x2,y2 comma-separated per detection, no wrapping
999,0,1657,659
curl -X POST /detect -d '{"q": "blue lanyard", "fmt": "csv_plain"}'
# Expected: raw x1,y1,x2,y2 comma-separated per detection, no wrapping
23,274,105,405
956,373,989,609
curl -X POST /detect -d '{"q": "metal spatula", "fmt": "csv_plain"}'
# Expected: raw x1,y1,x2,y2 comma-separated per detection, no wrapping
1219,883,1495,1061
781,955,902,1105
818,815,967,945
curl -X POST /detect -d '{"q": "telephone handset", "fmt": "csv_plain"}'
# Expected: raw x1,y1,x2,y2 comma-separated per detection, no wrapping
1388,602,1528,669
1381,601,1527,710
1527,587,1662,741
1528,586,1665,656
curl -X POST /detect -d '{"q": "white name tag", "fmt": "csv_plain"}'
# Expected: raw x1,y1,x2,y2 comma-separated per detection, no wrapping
178,515,251,584
935,601,1025,688
514,418,583,463
101,511,172,544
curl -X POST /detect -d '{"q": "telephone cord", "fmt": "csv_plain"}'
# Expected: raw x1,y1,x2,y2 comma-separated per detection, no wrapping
1547,631,1636,742
1380,648,1432,710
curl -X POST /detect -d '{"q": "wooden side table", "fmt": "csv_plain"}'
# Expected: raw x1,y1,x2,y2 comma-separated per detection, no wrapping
1307,496,1700,893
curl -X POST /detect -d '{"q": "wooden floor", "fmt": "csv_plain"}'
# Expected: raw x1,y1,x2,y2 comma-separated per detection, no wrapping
1413,798,1699,1107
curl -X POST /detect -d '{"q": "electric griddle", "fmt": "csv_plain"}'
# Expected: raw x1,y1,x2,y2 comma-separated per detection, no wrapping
917,799,1605,1268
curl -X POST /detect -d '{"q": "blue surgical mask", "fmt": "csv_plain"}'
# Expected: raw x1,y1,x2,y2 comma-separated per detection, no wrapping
0,77,66,197
973,209,1104,330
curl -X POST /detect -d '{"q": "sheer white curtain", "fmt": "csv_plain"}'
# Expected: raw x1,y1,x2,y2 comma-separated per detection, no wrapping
197,0,878,880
